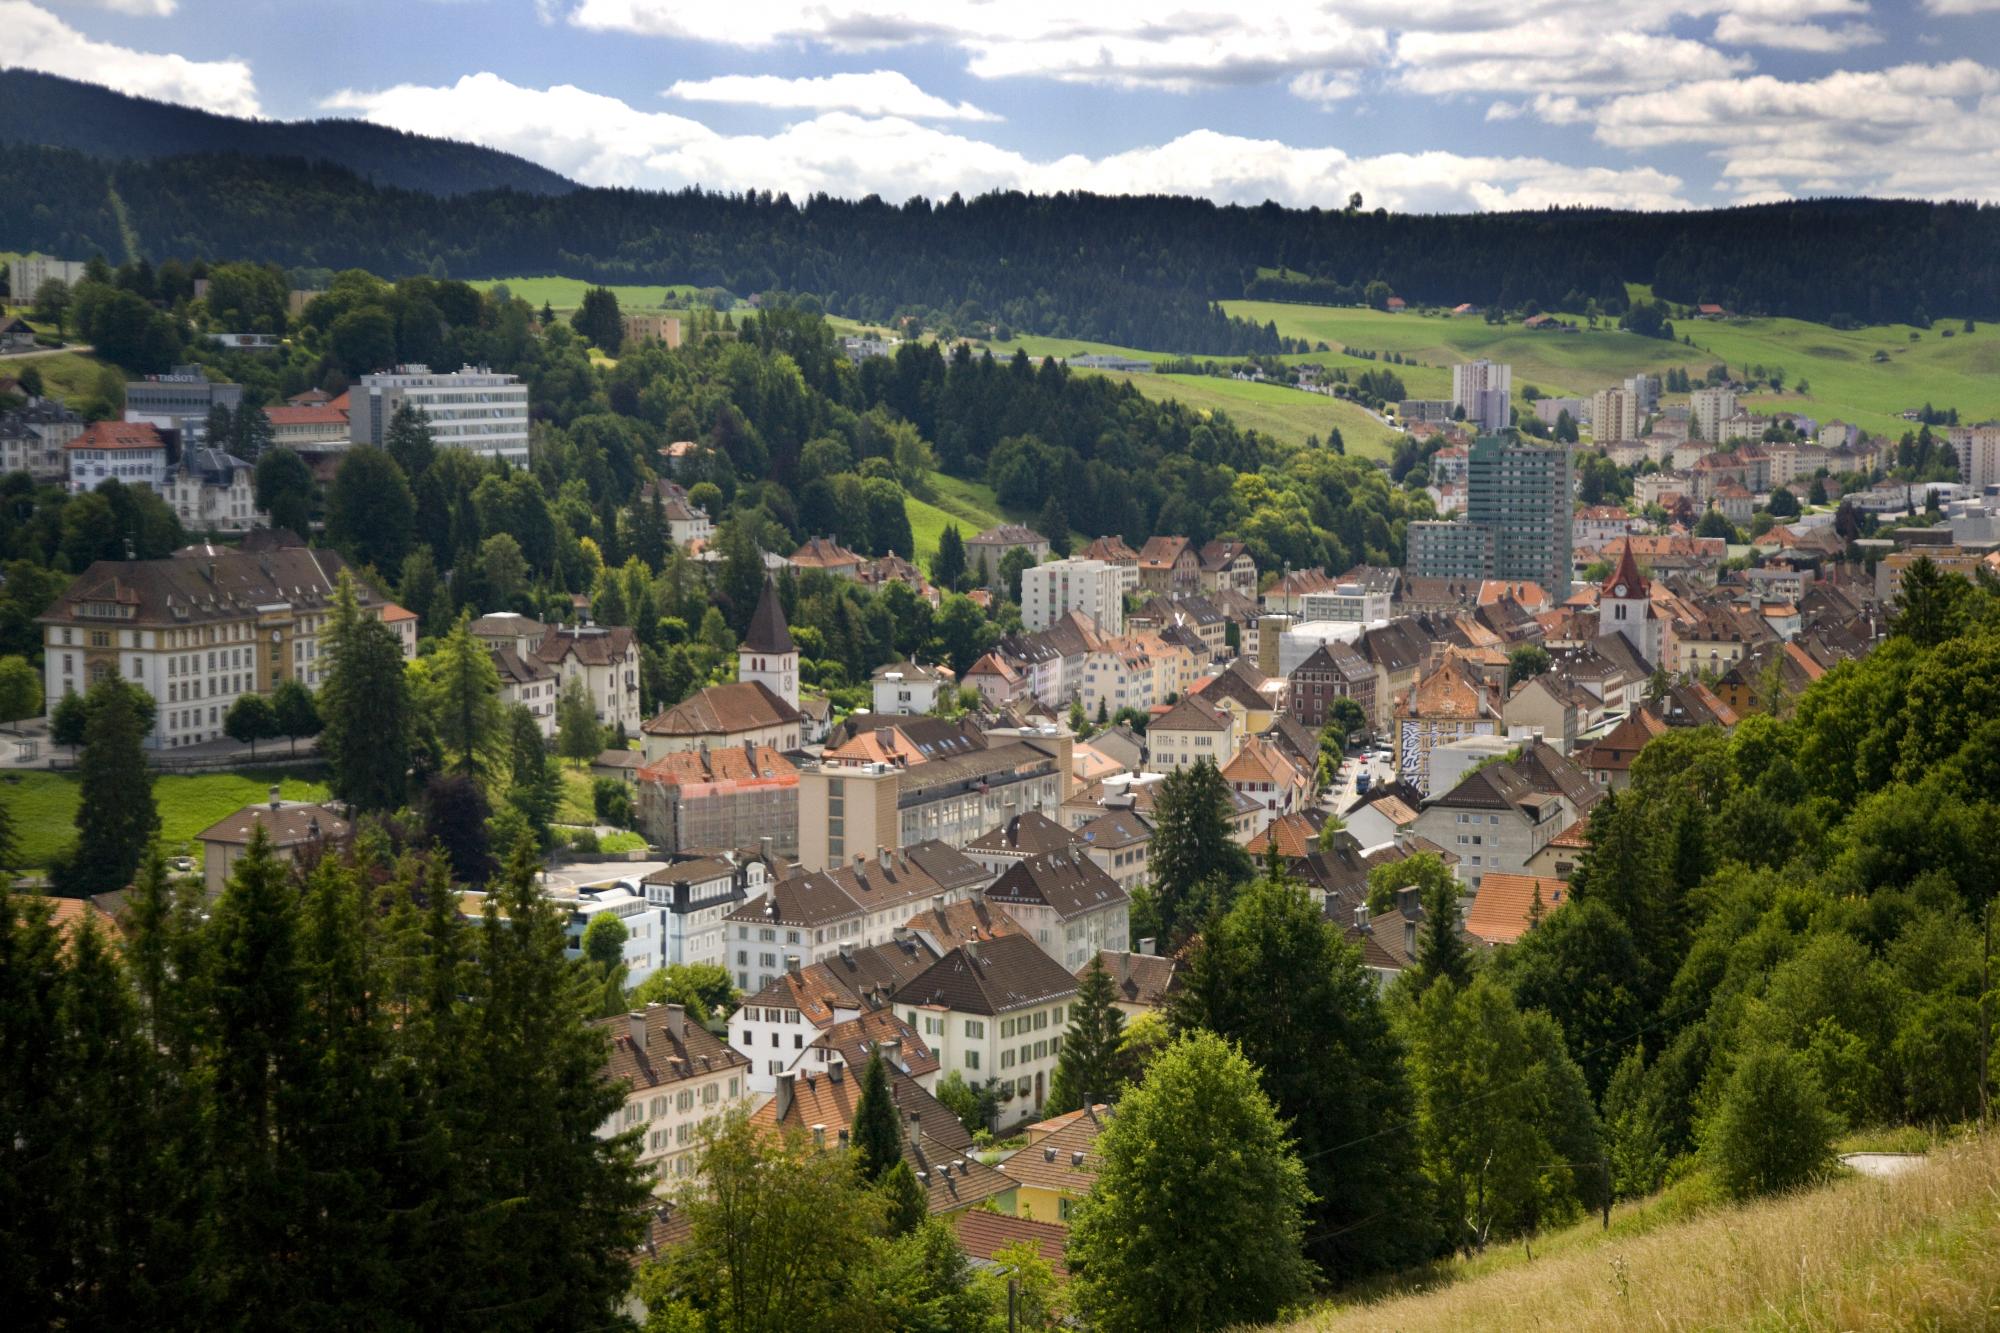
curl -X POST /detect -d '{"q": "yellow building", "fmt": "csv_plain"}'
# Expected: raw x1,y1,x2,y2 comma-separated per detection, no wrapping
1000,1104,1106,1224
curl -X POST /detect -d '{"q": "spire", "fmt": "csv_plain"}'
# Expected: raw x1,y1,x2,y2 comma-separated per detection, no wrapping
742,574,795,656
1601,538,1650,601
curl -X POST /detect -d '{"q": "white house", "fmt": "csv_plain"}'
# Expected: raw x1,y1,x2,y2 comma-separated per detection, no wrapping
871,661,952,715
892,934,1080,1129
983,848,1131,972
596,1004,752,1189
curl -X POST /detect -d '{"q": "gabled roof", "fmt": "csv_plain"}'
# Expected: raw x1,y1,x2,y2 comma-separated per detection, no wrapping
1000,1104,1109,1196
598,1003,749,1090
534,624,636,667
811,1011,941,1081
954,1211,1069,1276
742,575,795,654
1081,950,1182,1008
643,680,802,736
67,420,163,452
791,535,864,568
903,896,1025,953
1079,535,1139,564
1246,810,1325,859
1151,691,1233,733
893,933,1080,1015
1074,808,1152,852
967,811,1077,858
197,800,350,848
1137,535,1193,568
1466,874,1569,944
985,849,1128,921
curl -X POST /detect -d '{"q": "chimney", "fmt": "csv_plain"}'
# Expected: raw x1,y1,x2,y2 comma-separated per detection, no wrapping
785,954,801,977
878,846,892,870
931,894,945,917
1138,936,1156,956
666,1003,686,1045
628,1011,648,1050
268,784,282,811
963,939,980,963
811,1123,826,1150
837,1128,850,1150
760,836,772,862
905,1108,920,1143
1353,904,1370,932
829,1057,844,1084
775,1071,796,1122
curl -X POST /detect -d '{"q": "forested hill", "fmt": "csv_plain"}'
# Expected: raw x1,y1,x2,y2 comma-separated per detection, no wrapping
0,70,573,197
1,110,1995,351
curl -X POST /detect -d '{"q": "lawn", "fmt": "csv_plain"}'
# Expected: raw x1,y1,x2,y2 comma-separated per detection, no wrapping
1099,371,1402,461
905,472,1008,562
1220,298,2000,441
3,768,330,870
469,276,716,314
10,350,111,407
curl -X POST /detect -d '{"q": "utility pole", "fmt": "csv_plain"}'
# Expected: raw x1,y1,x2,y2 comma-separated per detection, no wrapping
1601,1153,1612,1231
1982,895,1992,1131
1008,1276,1018,1333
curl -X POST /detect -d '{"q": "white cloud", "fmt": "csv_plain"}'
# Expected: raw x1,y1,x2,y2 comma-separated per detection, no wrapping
1290,71,1360,105
1922,0,2000,13
1393,20,1748,96
3,0,257,114
665,71,998,120
1574,62,2000,200
324,71,1693,210
1712,15,1881,50
50,0,176,14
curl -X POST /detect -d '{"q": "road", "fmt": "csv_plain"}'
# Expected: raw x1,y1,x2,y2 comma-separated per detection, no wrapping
1323,747,1397,816
1840,1152,1926,1179
0,343,91,363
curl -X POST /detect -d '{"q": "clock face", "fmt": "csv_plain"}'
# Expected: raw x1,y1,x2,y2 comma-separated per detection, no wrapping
1614,584,1627,596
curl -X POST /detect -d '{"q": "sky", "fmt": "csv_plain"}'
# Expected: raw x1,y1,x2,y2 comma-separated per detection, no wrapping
7,0,2000,211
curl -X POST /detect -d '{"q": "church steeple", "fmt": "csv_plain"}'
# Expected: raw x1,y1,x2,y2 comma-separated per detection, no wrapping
1598,538,1660,668
739,575,798,709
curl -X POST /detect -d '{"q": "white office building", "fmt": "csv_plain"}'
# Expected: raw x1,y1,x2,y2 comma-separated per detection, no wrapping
1452,360,1513,434
1021,557,1125,635
1690,387,1739,442
349,364,530,463
1298,583,1392,624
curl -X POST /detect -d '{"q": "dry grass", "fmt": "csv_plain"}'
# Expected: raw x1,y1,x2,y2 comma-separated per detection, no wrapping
1281,1134,2000,1333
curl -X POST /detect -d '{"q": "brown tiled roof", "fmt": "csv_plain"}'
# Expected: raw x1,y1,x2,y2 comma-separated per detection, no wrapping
1001,1104,1107,1195
985,849,1128,922
1466,874,1569,944
637,743,797,790
728,870,863,929
643,681,801,736
968,525,1046,546
953,1211,1069,1276
1151,691,1232,733
1074,808,1151,851
811,1010,942,1081
1138,535,1191,569
197,801,350,848
597,1003,750,1091
1079,535,1138,564
967,811,1077,857
12,892,124,952
791,535,864,568
1246,810,1324,859
262,404,348,427
67,420,163,452
1082,950,1181,1009
41,544,363,630
894,934,1079,1016
904,896,1026,951
741,936,941,1024
535,624,636,667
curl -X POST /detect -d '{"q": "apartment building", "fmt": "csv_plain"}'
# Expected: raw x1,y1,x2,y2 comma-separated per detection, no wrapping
348,364,530,463
537,624,643,734
1451,359,1513,434
596,1004,751,1189
65,420,168,494
1690,387,1738,442
0,396,84,482
1590,386,1641,443
1021,557,1125,635
893,935,1080,1129
123,364,242,433
984,848,1131,971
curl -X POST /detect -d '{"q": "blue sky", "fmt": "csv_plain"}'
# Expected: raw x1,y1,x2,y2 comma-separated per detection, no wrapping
9,0,2000,210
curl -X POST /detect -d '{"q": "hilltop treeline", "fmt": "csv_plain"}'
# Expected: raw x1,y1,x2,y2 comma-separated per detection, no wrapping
4,127,1997,350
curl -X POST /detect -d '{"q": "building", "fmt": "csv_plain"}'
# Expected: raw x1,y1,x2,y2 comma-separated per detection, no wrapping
636,745,799,857
488,640,561,737
536,624,642,735
38,539,412,746
1466,874,1570,945
196,792,351,895
790,535,865,580
1021,557,1124,635
1144,692,1242,773
984,848,1130,971
1949,424,2000,492
966,811,1080,878
596,1004,751,1188
263,403,351,452
871,661,952,715
123,365,242,434
1287,639,1375,731
966,525,1050,588
1080,948,1180,1016
1451,359,1512,434
0,395,85,482
65,420,168,494
1407,519,1496,582
1690,387,1738,442
621,312,682,348
729,936,942,1091
635,854,769,970
1001,1104,1107,1223
1198,540,1258,597
1298,582,1392,624
1393,653,1500,795
10,254,86,297
1136,536,1201,597
893,934,1080,1129
1072,809,1153,898
162,446,266,533
1415,438,1574,597
796,730,1071,871
1591,387,1641,443
1411,740,1597,890
0,315,33,354
348,365,529,463
1598,540,1662,667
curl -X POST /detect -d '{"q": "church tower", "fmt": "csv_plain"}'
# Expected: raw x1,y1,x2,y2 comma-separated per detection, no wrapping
1599,538,1661,668
738,574,798,710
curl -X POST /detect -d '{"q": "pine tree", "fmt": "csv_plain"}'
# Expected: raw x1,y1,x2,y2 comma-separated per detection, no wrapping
68,676,159,894
1046,954,1128,1115
506,704,559,847
556,674,603,764
320,572,414,812
423,613,506,782
384,401,435,479
930,523,966,590
879,1158,929,1237
1414,871,1472,991
851,1048,903,1184
1147,757,1252,945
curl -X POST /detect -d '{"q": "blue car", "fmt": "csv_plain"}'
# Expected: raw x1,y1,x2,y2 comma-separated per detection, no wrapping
1355,773,1371,795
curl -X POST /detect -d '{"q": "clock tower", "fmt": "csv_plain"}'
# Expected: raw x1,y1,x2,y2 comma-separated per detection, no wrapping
1599,538,1661,668
738,575,798,711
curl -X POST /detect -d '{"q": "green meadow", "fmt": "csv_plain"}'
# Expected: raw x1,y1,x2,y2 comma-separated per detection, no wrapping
3,769,330,871
1100,372,1402,460
469,275,712,313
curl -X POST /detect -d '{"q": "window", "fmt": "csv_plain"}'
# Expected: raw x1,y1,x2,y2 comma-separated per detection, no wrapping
965,1020,984,1039
966,1051,980,1070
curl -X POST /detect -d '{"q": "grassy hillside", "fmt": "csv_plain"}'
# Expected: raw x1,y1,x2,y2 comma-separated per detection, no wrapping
469,276,716,314
3,769,330,870
1102,372,1401,460
1280,1135,1997,1332
1222,299,2000,439
906,473,1007,563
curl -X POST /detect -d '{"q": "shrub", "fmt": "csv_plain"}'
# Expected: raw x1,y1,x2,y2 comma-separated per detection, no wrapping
1706,1045,1840,1200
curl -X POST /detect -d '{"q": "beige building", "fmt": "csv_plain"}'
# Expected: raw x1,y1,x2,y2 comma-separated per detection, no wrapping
621,312,683,348
197,793,352,894
967,525,1051,588
1022,557,1125,635
1590,387,1641,444
1690,387,1738,442
1145,692,1243,773
984,848,1131,971
538,624,643,734
596,1003,752,1189
38,539,412,748
893,935,1079,1129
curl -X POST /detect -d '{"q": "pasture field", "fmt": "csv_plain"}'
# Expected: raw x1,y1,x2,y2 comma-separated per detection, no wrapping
469,276,713,313
1101,372,1401,460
